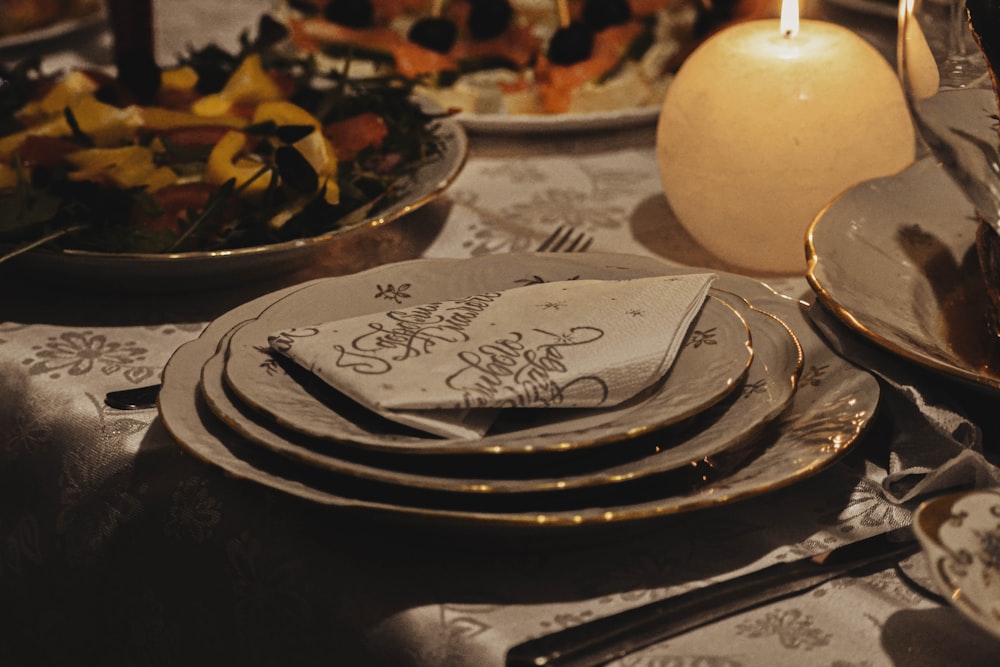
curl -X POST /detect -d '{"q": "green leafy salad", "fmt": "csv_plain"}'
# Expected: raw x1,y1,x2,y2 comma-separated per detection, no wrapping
0,16,445,261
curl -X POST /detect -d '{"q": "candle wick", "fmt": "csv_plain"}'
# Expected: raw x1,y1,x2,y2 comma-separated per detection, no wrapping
783,29,794,38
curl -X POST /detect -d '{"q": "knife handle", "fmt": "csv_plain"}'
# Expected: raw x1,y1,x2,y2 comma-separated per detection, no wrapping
506,533,917,667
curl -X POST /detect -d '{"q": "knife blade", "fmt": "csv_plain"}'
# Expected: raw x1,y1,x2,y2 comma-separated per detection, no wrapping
105,383,162,410
505,527,918,667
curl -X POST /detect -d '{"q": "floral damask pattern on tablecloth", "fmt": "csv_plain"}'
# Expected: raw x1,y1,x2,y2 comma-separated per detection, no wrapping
429,150,659,258
4,323,202,393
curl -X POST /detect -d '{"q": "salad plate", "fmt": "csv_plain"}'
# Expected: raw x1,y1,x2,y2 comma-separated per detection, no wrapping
196,285,799,493
159,252,878,530
221,255,753,455
913,488,1000,639
1,18,467,292
807,157,1000,393
2,115,467,290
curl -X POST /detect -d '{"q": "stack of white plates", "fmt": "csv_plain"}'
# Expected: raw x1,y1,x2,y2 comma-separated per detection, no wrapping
159,252,880,531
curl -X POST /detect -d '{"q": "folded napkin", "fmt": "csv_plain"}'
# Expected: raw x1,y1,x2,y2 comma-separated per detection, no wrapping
808,301,1000,504
268,274,716,438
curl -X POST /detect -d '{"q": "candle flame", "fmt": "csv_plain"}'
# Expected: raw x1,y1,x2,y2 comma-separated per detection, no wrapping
780,0,799,38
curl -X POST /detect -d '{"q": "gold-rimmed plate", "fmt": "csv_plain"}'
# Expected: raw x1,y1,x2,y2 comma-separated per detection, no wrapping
194,285,799,493
913,488,1000,640
1,114,467,291
220,255,752,455
807,157,1000,393
159,252,878,530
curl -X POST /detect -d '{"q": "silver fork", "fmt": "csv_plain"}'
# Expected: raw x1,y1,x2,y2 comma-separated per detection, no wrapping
536,226,594,253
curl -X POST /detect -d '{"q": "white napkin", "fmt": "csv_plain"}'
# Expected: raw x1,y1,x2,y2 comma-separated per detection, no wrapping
807,301,1000,503
268,274,716,438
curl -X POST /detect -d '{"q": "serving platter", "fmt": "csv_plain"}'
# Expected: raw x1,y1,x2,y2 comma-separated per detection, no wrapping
268,0,698,137
221,262,753,454
807,157,1000,393
159,252,878,529
913,488,1000,640
1,113,467,291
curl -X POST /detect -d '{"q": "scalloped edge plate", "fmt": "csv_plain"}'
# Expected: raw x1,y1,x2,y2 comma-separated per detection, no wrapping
159,252,878,530
914,488,1000,639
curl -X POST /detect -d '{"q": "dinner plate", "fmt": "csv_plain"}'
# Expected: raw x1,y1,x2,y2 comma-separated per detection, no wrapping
807,157,1000,393
221,255,753,454
0,6,106,51
197,286,800,493
1,114,467,291
159,252,879,529
913,488,1000,640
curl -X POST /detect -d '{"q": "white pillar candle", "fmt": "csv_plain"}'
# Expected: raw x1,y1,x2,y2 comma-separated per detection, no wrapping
656,6,915,274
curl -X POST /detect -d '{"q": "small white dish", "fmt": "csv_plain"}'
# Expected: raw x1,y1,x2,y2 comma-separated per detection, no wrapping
913,488,1000,639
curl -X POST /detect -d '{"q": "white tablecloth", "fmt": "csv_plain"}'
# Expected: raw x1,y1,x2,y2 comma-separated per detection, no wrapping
3,2,1000,665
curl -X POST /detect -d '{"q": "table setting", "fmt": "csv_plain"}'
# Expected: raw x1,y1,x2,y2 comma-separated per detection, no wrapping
3,0,1000,665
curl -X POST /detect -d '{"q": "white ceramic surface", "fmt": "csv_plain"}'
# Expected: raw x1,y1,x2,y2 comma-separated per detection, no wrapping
222,256,753,454
914,488,1000,639
158,252,879,528
196,283,800,493
807,157,1000,392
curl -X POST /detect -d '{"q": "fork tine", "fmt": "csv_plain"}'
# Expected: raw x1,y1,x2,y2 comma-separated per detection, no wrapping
563,232,583,252
537,225,569,252
536,226,593,252
550,227,573,252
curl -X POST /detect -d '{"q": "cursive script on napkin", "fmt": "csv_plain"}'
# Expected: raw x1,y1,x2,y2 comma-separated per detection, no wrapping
268,274,715,436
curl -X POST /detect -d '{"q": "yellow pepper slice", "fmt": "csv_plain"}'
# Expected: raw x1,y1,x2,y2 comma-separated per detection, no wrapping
160,65,199,92
191,53,284,117
0,117,71,160
203,130,275,197
253,100,339,205
1,94,143,160
141,106,248,131
16,71,99,124
68,95,145,147
65,145,178,192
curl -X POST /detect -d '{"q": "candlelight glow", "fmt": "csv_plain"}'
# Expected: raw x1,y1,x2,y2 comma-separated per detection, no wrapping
656,8,916,274
781,0,799,37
